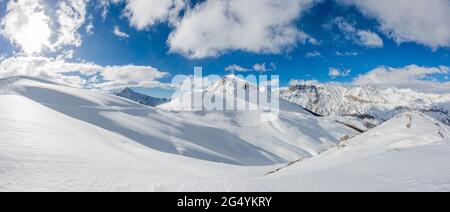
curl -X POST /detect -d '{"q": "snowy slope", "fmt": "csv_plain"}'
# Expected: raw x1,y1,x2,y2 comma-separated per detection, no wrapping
236,112,450,192
1,76,450,191
180,112,450,192
0,94,280,191
281,83,450,127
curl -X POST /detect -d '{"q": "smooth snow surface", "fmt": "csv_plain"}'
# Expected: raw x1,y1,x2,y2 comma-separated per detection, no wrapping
1,76,450,192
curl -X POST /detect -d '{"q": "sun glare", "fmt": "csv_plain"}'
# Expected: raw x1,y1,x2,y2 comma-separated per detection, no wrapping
15,11,51,54
2,0,52,55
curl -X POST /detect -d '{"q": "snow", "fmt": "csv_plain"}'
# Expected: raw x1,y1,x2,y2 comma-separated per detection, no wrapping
1,76,450,192
281,83,450,126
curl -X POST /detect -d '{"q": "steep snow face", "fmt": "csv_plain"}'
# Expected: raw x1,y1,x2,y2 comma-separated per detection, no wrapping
281,83,450,126
113,87,169,107
0,76,357,167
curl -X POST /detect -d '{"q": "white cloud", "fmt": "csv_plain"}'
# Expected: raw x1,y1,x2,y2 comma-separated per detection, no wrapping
102,0,186,29
85,15,94,35
225,64,251,72
0,56,170,90
98,0,121,20
113,26,130,38
86,22,94,35
289,79,320,86
305,51,321,58
353,65,450,93
329,67,351,78
52,0,88,49
225,62,276,73
336,51,358,56
95,64,170,89
334,17,384,48
56,49,75,60
0,0,89,55
356,30,384,48
340,0,450,49
168,0,317,59
253,62,276,72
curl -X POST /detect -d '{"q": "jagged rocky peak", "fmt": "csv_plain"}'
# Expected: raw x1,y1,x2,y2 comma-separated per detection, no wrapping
113,87,169,107
281,82,450,127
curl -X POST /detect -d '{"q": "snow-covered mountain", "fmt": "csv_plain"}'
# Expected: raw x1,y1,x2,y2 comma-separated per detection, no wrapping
113,87,169,107
280,83,450,128
0,76,357,166
160,75,303,112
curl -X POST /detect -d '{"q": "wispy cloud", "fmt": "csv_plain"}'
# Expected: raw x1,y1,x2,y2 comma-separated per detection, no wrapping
329,67,351,78
225,62,276,73
333,17,384,48
113,26,130,38
253,62,276,72
305,51,322,58
225,64,251,72
336,51,358,56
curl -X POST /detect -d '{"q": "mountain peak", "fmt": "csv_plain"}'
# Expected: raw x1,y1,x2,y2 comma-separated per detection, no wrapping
114,87,135,94
113,87,168,107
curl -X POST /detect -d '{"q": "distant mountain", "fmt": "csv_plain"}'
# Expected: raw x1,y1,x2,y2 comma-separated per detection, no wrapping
280,83,450,127
113,87,169,107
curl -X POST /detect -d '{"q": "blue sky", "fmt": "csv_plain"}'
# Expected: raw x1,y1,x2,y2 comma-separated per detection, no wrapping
1,0,450,98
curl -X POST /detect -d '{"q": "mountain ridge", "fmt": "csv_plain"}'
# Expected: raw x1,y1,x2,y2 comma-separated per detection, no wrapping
113,87,169,107
281,82,450,127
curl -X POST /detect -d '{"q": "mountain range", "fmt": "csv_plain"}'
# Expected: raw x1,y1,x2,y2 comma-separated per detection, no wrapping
280,82,450,130
113,87,169,107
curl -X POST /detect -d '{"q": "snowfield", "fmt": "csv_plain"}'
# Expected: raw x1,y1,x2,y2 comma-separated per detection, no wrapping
1,76,450,192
